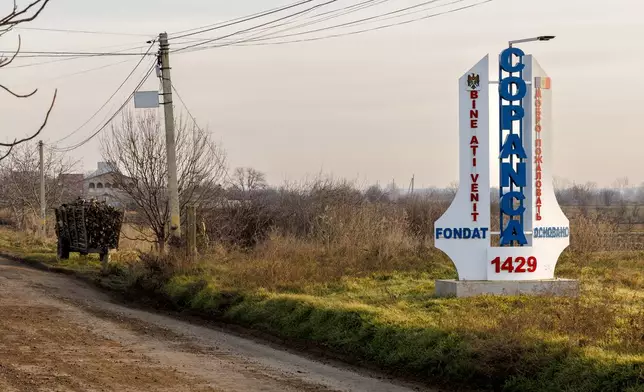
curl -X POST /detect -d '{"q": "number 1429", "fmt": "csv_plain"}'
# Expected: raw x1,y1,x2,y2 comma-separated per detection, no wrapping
491,256,537,274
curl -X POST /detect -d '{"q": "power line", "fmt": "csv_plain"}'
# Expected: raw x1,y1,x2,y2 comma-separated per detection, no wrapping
185,0,492,51
171,83,204,134
169,0,316,37
228,0,474,46
257,0,392,36
170,0,317,40
52,63,157,153
13,58,134,86
53,41,156,145
6,49,155,58
238,0,458,42
336,0,469,26
7,55,91,69
14,26,154,37
171,82,229,182
206,0,344,43
173,0,391,46
182,0,432,51
173,0,339,53
5,43,150,69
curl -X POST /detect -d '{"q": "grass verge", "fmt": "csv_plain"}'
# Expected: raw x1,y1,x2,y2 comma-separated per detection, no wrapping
0,228,643,392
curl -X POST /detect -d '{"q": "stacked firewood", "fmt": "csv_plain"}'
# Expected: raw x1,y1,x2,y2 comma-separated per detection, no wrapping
57,198,123,250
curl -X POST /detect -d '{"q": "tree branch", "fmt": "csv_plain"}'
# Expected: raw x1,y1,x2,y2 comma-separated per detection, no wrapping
0,35,22,68
0,0,51,26
0,88,57,148
0,144,15,161
0,82,37,98
120,231,157,244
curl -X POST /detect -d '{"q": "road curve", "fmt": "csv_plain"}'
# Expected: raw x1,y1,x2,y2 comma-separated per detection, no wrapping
0,257,428,392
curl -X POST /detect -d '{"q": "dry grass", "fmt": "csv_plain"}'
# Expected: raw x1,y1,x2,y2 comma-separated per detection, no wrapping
118,223,156,252
178,200,452,291
208,234,451,291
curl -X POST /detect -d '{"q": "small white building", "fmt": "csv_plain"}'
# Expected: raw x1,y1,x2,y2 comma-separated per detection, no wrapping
83,162,133,208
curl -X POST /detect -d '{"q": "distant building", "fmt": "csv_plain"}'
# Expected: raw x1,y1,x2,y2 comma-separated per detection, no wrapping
83,162,134,208
58,173,85,203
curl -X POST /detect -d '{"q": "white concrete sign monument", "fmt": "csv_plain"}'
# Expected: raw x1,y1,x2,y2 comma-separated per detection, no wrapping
434,46,571,287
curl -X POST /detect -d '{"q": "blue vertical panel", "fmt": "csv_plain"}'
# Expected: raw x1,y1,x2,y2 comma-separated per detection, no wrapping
498,47,528,247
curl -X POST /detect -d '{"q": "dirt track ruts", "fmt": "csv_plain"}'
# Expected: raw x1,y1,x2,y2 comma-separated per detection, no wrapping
0,257,428,392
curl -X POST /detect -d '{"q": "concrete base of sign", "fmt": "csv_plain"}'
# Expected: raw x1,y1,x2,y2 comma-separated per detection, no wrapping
434,279,579,298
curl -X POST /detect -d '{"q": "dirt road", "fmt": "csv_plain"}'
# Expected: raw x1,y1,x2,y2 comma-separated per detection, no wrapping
0,257,426,392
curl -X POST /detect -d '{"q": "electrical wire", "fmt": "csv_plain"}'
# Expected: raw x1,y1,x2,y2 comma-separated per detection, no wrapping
202,0,472,49
333,0,469,26
173,0,339,53
7,54,117,69
172,0,391,47
53,41,156,145
170,0,317,40
174,0,420,51
7,50,155,58
171,82,229,183
12,58,134,86
173,0,485,53
171,83,202,133
169,0,313,37
182,0,491,51
171,0,387,44
258,0,392,35
234,0,458,43
4,42,151,69
52,63,157,152
14,26,154,37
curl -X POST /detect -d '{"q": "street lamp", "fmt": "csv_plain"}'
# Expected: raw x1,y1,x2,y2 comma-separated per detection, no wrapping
508,36,555,47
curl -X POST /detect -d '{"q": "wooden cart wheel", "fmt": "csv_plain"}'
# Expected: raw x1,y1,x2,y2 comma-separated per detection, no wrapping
57,238,70,260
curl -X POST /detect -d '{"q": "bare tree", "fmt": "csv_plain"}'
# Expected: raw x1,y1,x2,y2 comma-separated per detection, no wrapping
0,141,77,233
230,167,267,196
364,184,388,203
552,176,571,191
613,177,629,190
446,181,459,201
101,110,226,250
553,176,573,205
635,183,644,205
600,188,619,207
0,0,57,162
570,182,597,216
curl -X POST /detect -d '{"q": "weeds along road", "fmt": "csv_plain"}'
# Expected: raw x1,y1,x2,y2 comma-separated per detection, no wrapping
0,257,425,392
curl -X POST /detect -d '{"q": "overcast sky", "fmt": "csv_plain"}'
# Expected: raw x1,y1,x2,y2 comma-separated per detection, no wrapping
2,0,642,188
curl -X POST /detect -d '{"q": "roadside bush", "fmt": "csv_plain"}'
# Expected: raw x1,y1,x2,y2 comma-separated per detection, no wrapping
398,194,448,243
206,200,274,249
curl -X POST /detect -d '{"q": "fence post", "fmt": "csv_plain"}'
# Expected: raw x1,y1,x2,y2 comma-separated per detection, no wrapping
187,205,197,262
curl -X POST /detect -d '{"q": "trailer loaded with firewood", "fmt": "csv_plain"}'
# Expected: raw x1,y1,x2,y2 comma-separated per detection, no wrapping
54,199,124,266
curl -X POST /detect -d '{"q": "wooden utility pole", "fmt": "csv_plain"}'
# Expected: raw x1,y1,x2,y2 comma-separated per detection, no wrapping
158,32,181,241
39,140,46,237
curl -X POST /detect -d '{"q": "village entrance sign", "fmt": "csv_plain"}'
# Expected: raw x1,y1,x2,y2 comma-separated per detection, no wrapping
434,45,578,297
